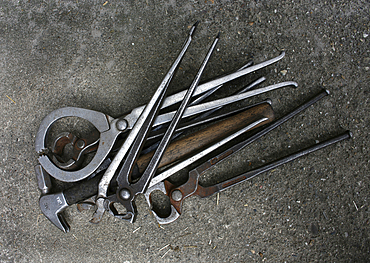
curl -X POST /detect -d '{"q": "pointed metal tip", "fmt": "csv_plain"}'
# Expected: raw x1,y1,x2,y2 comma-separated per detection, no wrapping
216,32,221,38
280,51,286,57
290,81,298,88
189,21,199,36
266,99,272,105
324,89,330,95
348,131,353,138
238,60,253,71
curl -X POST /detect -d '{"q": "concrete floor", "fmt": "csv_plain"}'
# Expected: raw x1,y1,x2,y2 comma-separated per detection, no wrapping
0,0,369,262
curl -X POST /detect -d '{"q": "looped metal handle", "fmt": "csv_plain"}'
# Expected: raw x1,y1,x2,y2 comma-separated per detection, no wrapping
144,182,181,224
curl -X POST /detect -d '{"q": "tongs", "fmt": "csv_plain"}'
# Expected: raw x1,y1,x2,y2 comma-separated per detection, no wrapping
93,23,219,222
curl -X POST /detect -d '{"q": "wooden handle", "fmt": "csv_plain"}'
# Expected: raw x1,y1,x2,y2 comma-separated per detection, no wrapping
136,102,275,174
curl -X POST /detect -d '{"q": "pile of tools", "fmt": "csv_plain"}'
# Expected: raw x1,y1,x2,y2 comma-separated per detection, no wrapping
35,22,351,232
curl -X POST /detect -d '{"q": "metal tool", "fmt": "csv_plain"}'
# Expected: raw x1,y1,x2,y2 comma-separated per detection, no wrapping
36,79,292,183
35,50,286,183
162,131,351,223
101,32,220,223
50,99,270,170
38,103,274,232
92,22,209,224
140,76,266,155
143,89,332,223
34,22,305,232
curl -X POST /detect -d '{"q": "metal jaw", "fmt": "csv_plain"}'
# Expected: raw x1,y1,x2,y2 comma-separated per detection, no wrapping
144,183,181,224
35,107,119,182
50,131,99,171
39,192,70,232
105,195,136,223
38,159,112,230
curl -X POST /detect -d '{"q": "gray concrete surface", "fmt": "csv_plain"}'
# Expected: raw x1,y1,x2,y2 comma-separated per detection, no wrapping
0,0,369,262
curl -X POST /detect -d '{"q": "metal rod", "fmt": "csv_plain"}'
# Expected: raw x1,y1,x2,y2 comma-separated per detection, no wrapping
114,33,220,222
148,89,330,188
202,131,352,196
154,81,297,126
92,22,199,222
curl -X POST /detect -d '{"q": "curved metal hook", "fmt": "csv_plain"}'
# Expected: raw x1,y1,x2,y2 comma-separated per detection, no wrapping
35,107,121,182
51,131,100,171
104,196,134,222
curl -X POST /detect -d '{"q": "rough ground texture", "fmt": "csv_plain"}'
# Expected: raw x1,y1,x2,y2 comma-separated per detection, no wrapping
0,0,369,262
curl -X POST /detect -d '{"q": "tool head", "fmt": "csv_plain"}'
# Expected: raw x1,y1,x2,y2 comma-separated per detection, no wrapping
39,192,70,233
151,205,180,225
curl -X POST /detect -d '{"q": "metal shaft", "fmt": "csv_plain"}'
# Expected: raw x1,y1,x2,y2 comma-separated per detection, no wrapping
92,22,198,223
141,76,267,154
197,131,352,197
114,33,220,222
148,89,330,188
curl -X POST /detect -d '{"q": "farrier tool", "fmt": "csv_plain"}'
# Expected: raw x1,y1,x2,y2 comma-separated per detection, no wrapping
161,131,351,224
35,32,287,183
35,22,303,232
96,30,222,223
39,102,275,232
143,89,352,224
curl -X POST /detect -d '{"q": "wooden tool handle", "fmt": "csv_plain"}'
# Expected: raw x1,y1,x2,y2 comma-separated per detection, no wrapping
136,102,275,174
